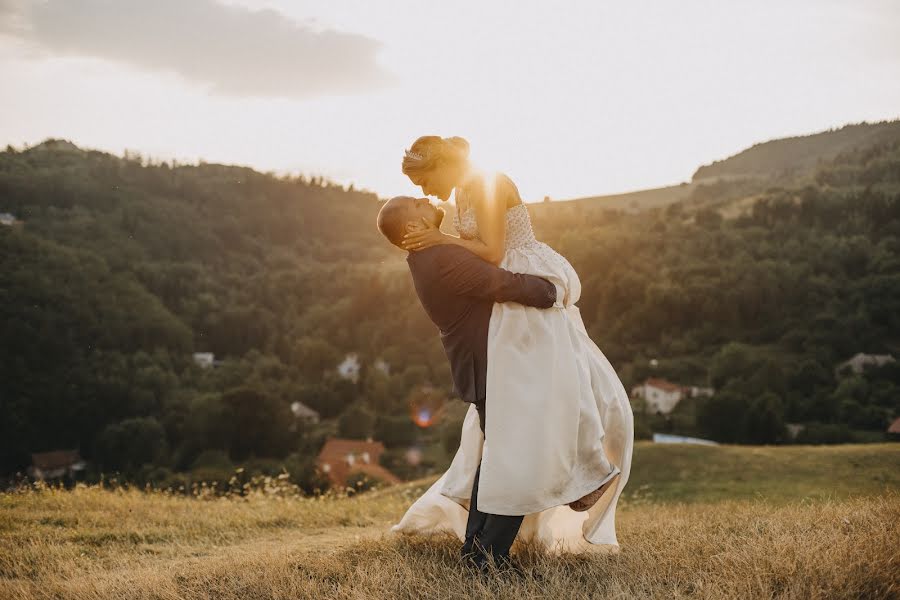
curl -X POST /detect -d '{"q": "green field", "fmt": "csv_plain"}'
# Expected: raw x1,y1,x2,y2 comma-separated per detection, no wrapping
623,442,900,504
1,443,898,599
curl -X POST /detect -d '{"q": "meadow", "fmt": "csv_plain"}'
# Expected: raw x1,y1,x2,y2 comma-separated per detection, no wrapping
1,442,898,599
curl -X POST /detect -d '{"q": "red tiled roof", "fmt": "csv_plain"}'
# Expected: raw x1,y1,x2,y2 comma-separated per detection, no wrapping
644,378,685,393
888,417,900,434
316,437,400,487
318,438,386,462
346,463,402,485
31,450,82,470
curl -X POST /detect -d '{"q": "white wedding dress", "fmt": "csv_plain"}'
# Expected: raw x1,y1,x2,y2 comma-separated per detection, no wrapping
390,197,634,554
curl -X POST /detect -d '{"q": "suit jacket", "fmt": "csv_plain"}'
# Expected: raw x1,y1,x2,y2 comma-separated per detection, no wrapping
406,245,557,406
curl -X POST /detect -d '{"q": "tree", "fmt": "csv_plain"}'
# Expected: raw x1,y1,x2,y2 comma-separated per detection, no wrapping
743,392,786,444
375,415,417,448
709,343,757,389
94,417,167,472
338,403,375,439
697,388,746,443
221,387,292,460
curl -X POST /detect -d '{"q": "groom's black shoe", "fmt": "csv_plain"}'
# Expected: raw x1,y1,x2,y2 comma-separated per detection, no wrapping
461,548,491,580
478,555,541,582
498,557,541,582
461,549,482,569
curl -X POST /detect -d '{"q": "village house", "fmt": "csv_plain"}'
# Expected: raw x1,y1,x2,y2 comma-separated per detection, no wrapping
888,417,900,441
290,401,320,424
373,358,391,376
28,450,86,481
631,377,714,415
834,352,895,376
337,353,361,382
0,212,22,226
315,437,401,488
192,352,215,368
786,423,806,441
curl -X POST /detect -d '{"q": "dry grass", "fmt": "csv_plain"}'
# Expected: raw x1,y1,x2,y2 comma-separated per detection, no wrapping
2,443,899,599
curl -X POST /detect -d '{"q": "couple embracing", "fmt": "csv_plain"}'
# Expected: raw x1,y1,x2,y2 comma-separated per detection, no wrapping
377,135,634,573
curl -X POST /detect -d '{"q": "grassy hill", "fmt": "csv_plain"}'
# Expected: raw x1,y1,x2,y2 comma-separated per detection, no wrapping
692,120,900,182
2,443,897,599
624,442,899,504
552,120,900,217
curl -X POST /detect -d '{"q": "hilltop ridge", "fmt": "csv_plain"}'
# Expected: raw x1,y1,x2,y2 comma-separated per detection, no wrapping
562,119,900,214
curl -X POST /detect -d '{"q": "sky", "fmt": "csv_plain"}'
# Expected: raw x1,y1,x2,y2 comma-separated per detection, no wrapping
1,0,899,201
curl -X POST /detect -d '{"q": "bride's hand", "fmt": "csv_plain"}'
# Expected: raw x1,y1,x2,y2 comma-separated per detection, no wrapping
402,219,451,251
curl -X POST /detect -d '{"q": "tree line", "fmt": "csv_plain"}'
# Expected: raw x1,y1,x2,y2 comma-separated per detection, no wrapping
1,131,898,490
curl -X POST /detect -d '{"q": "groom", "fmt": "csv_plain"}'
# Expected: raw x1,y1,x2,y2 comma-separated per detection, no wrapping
377,196,560,571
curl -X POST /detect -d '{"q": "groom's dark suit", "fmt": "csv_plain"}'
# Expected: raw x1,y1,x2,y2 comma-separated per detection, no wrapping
406,244,557,567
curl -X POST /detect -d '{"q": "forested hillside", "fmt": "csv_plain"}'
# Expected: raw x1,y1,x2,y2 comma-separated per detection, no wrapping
2,122,899,490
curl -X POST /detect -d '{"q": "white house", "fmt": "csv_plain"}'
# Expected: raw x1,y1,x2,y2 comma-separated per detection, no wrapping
632,378,684,414
337,353,361,382
373,358,391,376
835,352,895,376
192,352,215,368
687,385,715,398
290,401,320,424
631,378,713,415
786,423,806,440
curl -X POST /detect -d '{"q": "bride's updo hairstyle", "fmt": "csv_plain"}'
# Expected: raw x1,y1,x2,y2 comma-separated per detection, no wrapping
402,135,470,177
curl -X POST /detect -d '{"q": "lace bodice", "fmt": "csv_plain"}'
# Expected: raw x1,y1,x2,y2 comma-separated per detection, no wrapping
453,203,538,251
452,190,579,306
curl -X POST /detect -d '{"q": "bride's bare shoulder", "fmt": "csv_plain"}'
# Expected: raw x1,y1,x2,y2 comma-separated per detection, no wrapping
493,172,522,208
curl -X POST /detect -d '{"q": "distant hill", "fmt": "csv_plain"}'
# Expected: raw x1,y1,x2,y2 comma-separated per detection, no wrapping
554,120,900,217
692,120,900,182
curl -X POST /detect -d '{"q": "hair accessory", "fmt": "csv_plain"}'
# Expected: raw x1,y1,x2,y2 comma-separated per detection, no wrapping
405,149,426,161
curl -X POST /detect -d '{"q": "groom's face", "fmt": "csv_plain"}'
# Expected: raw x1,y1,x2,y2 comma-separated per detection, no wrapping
406,197,445,229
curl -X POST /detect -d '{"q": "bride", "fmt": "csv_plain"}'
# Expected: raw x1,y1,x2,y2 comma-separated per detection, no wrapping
390,135,634,554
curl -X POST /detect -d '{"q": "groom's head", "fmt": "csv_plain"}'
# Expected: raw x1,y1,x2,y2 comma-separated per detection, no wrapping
377,196,445,248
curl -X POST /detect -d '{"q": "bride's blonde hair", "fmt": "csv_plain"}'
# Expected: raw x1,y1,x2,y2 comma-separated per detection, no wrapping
402,136,470,177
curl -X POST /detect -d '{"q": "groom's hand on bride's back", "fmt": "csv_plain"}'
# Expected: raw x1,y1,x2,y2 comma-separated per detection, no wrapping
435,245,556,309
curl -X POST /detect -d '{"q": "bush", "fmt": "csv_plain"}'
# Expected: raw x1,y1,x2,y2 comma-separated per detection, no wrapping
94,417,168,473
338,403,375,439
283,453,331,495
221,387,293,460
794,422,855,445
375,415,418,448
345,471,383,495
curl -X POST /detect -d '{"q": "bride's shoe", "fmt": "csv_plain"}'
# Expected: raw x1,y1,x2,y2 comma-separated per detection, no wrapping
567,467,621,512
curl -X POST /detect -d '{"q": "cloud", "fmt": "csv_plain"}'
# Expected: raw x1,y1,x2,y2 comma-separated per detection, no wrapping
0,0,394,99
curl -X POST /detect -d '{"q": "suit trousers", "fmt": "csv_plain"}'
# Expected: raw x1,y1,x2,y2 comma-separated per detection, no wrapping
461,401,524,564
